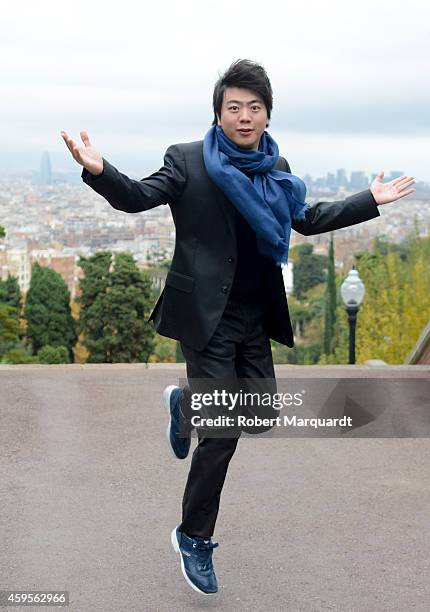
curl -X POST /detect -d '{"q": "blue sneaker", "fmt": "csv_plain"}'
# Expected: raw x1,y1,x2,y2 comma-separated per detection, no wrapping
163,385,191,460
171,526,219,594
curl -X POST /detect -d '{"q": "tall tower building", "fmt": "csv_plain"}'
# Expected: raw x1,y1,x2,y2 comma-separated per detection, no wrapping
326,172,336,187
350,171,368,190
336,168,347,188
40,152,52,185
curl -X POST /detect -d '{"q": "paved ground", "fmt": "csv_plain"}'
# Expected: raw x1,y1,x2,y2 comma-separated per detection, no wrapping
1,364,429,612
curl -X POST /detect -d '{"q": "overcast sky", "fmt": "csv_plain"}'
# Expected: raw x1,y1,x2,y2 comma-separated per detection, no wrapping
2,0,429,181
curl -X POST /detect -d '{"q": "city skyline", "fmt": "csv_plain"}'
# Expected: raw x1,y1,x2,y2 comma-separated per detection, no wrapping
3,151,425,193
1,1,429,180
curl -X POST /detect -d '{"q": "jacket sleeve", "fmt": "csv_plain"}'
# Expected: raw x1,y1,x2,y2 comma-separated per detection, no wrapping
81,144,187,213
282,157,381,236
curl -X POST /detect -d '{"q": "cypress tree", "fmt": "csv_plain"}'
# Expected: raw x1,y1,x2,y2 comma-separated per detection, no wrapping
24,262,77,361
323,233,337,355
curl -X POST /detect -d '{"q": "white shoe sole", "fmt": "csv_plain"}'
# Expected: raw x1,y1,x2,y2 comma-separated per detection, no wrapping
163,385,183,460
171,527,213,595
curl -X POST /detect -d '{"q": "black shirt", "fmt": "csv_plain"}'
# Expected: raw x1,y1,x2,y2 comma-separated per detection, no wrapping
228,170,271,305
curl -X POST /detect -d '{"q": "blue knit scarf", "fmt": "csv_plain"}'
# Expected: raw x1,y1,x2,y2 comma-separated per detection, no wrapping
203,125,310,266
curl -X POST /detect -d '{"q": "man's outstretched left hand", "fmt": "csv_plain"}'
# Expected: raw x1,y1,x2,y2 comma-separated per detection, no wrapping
370,171,416,206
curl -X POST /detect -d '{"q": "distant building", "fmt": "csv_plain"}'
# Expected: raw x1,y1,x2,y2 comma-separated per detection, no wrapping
350,171,368,190
326,172,336,187
281,261,294,295
0,245,31,292
1,242,78,297
388,170,405,181
336,168,347,188
29,249,76,297
40,152,52,185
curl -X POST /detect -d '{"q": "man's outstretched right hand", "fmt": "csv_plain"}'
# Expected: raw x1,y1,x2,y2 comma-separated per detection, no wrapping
61,130,104,176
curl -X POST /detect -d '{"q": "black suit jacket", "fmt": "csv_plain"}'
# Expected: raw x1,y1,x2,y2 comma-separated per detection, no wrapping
82,140,380,351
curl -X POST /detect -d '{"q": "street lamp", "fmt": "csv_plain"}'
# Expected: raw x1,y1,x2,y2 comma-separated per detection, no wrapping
340,268,365,364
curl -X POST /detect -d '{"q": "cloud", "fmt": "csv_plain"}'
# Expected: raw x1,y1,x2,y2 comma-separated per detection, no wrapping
1,0,429,178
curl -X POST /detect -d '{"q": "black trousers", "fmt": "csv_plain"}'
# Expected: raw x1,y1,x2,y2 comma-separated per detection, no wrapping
178,298,277,538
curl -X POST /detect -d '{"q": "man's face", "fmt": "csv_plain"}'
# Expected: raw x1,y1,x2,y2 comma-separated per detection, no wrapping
216,87,268,150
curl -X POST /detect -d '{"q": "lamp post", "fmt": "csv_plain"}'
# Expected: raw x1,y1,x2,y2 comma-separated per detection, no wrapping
340,268,365,364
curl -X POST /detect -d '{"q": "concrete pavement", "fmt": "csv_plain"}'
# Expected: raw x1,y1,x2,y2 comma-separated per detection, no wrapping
1,364,429,612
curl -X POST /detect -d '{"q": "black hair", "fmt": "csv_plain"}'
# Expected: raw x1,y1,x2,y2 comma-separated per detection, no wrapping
212,59,273,127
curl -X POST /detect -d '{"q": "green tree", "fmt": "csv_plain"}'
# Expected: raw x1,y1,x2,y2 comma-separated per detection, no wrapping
323,233,337,355
0,275,21,315
292,243,327,300
318,279,349,365
151,337,176,362
0,272,32,362
76,251,111,360
77,251,155,362
0,303,21,359
355,230,430,364
24,263,77,360
37,345,70,364
316,227,430,365
277,283,325,365
1,347,37,364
